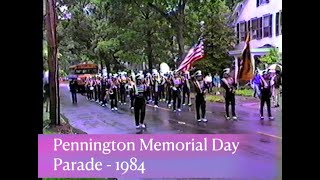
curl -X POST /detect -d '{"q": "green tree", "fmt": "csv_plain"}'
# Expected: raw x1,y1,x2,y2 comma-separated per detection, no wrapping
191,0,236,74
147,0,191,61
225,0,243,10
52,0,237,75
259,48,280,65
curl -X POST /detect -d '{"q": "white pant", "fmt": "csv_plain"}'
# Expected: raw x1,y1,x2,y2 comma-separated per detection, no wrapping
273,88,281,106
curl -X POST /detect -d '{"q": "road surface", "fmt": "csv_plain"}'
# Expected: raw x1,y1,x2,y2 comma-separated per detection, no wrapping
59,83,282,180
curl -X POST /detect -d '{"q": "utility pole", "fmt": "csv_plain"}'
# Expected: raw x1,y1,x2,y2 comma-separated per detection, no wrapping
45,0,60,125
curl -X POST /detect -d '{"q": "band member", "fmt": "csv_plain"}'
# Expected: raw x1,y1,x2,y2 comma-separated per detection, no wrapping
182,71,192,106
119,75,127,104
133,74,147,129
259,71,274,120
109,77,118,111
127,77,136,109
69,78,78,104
151,72,162,108
100,77,107,107
93,77,98,102
171,71,182,112
221,72,237,120
105,78,112,104
145,73,152,103
85,77,94,101
159,73,166,102
96,77,101,103
165,73,172,107
192,70,208,122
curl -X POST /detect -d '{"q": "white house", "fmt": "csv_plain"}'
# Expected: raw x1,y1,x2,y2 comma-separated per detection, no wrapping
229,0,282,62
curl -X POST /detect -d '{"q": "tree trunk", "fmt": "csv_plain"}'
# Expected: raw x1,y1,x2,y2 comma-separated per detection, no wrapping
146,30,153,73
147,2,186,69
46,0,60,125
104,59,111,78
175,22,184,61
173,14,185,67
100,58,104,74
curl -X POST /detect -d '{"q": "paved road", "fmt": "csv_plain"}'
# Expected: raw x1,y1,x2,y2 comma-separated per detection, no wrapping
60,83,282,180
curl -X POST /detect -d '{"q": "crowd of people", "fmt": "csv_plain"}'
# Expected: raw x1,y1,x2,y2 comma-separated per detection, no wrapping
68,68,282,129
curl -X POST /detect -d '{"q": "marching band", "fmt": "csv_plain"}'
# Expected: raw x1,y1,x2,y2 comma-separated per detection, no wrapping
68,63,281,129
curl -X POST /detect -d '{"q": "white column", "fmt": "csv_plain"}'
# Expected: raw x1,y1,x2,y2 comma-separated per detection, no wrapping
234,56,238,83
251,53,255,73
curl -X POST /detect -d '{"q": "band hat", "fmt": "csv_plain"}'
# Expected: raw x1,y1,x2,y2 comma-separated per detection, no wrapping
194,70,202,76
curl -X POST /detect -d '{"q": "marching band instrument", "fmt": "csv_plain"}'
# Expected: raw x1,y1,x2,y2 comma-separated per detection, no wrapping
160,62,170,74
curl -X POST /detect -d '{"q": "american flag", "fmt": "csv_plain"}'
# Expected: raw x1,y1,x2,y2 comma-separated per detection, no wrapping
177,39,205,72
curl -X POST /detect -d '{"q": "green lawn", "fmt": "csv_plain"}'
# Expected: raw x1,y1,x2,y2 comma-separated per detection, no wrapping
235,88,253,97
188,88,254,103
204,88,253,103
206,95,225,103
208,88,253,97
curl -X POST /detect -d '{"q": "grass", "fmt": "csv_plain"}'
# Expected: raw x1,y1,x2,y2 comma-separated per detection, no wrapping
207,87,254,97
206,95,225,103
235,88,254,97
189,87,254,103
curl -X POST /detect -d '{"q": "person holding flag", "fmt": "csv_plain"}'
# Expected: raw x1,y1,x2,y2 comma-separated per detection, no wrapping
224,32,255,120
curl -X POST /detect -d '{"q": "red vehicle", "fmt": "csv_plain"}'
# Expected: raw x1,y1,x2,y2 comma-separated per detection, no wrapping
69,63,98,93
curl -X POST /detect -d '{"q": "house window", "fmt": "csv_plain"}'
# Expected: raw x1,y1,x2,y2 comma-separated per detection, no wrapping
247,20,251,38
263,14,272,37
257,17,263,40
240,22,246,41
236,23,240,44
257,0,270,7
275,12,282,36
280,11,282,35
251,18,258,39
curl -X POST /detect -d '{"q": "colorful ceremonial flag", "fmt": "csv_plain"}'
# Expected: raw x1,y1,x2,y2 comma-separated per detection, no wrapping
237,33,254,81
